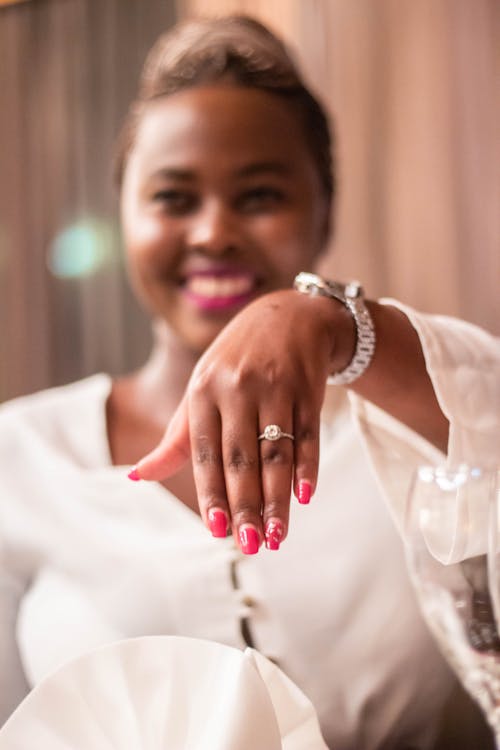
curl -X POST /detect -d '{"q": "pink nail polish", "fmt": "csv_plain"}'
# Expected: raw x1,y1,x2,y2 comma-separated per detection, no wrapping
298,480,312,504
239,526,259,555
127,467,141,481
265,520,283,551
208,508,227,538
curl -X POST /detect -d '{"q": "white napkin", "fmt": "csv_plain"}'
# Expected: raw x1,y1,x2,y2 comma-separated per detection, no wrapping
0,636,328,749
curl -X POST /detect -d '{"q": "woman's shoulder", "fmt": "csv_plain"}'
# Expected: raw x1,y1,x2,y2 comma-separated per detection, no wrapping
1,374,110,416
0,374,111,462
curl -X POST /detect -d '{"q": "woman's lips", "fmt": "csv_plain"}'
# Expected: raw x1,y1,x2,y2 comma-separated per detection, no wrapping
181,272,259,311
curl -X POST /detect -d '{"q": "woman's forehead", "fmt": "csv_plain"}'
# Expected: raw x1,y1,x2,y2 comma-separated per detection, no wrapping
131,85,312,171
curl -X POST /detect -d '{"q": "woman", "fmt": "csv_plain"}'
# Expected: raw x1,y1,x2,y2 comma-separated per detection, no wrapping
0,15,498,749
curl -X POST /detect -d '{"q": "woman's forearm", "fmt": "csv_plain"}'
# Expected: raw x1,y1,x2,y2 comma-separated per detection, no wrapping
348,301,449,452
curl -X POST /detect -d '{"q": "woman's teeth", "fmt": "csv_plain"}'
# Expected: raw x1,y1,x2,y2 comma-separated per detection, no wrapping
186,275,254,299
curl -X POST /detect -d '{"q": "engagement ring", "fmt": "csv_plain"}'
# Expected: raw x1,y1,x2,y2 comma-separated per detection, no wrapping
258,424,294,442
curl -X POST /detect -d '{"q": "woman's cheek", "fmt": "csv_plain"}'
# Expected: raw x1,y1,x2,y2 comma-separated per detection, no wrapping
126,216,178,269
125,207,168,246
265,224,320,276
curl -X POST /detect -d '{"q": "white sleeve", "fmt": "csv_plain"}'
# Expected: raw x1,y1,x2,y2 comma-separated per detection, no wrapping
0,542,30,726
348,301,500,532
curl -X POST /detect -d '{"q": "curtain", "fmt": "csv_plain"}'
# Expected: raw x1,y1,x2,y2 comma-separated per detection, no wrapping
1,0,498,402
0,0,178,401
181,0,499,330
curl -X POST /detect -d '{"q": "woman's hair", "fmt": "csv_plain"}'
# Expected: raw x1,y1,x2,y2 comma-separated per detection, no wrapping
115,15,335,207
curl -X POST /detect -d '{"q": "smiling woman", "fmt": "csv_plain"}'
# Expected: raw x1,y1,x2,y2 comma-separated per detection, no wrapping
0,11,498,750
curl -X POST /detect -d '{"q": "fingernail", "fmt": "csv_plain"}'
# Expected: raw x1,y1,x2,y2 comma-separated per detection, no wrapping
239,525,259,555
265,520,283,551
127,467,141,481
297,480,312,505
208,508,227,538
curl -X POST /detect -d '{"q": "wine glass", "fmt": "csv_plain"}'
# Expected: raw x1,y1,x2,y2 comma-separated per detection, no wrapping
405,465,500,745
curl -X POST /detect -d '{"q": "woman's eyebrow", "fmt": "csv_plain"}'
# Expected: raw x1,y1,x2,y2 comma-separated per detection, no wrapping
147,162,291,182
149,167,195,181
236,161,291,178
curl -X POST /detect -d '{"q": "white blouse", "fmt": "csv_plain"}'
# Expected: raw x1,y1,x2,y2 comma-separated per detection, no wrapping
0,302,498,749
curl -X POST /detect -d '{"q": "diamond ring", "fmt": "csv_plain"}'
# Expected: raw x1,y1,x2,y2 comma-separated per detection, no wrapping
258,424,295,442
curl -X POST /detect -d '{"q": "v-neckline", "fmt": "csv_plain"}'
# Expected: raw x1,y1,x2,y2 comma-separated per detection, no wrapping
92,374,204,526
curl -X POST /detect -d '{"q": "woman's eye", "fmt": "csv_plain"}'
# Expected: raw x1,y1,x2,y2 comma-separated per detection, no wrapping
238,187,285,213
152,190,196,214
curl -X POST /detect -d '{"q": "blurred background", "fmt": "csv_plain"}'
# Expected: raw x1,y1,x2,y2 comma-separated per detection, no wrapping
0,0,498,402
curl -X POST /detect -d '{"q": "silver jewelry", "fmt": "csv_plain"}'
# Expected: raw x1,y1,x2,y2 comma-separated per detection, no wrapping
293,271,376,386
258,424,295,442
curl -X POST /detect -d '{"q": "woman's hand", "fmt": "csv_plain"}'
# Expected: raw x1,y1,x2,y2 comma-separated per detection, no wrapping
130,289,355,553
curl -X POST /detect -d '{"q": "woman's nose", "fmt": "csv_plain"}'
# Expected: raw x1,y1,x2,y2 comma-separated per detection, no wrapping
186,201,238,256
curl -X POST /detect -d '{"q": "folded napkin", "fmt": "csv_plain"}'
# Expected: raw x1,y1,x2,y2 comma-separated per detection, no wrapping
0,636,328,749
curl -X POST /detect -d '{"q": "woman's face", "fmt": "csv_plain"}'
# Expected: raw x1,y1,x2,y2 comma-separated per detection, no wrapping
121,84,330,353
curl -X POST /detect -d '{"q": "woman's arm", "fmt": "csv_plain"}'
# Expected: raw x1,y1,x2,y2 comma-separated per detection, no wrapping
132,287,497,551
352,301,449,452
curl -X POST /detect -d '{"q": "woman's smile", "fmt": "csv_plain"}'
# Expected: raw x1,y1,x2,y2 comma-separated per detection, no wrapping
181,268,260,311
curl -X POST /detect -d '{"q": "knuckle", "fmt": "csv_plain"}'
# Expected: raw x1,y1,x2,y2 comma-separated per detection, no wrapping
296,425,317,443
261,360,282,387
226,447,257,472
190,368,212,396
194,449,220,467
261,361,295,390
260,446,291,466
262,499,287,519
190,360,223,396
193,436,221,466
230,359,289,390
200,493,226,509
231,502,261,526
229,364,255,390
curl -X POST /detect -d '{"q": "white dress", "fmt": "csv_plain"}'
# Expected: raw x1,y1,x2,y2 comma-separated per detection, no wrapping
0,302,498,749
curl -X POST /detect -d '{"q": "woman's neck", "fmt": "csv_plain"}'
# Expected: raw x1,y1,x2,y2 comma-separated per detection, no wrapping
141,320,200,416
115,320,200,428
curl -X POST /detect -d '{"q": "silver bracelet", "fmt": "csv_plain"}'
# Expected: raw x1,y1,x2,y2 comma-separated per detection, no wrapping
293,272,376,385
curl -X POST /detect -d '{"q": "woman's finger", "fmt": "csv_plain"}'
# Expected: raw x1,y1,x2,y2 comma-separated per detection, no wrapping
131,394,191,481
189,396,230,539
292,403,320,506
221,400,264,555
258,417,295,551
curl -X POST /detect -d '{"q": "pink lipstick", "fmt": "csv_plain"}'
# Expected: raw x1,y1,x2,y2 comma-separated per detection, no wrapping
181,269,258,311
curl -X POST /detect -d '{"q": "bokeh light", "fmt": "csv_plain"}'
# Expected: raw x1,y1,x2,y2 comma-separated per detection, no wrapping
47,218,118,278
